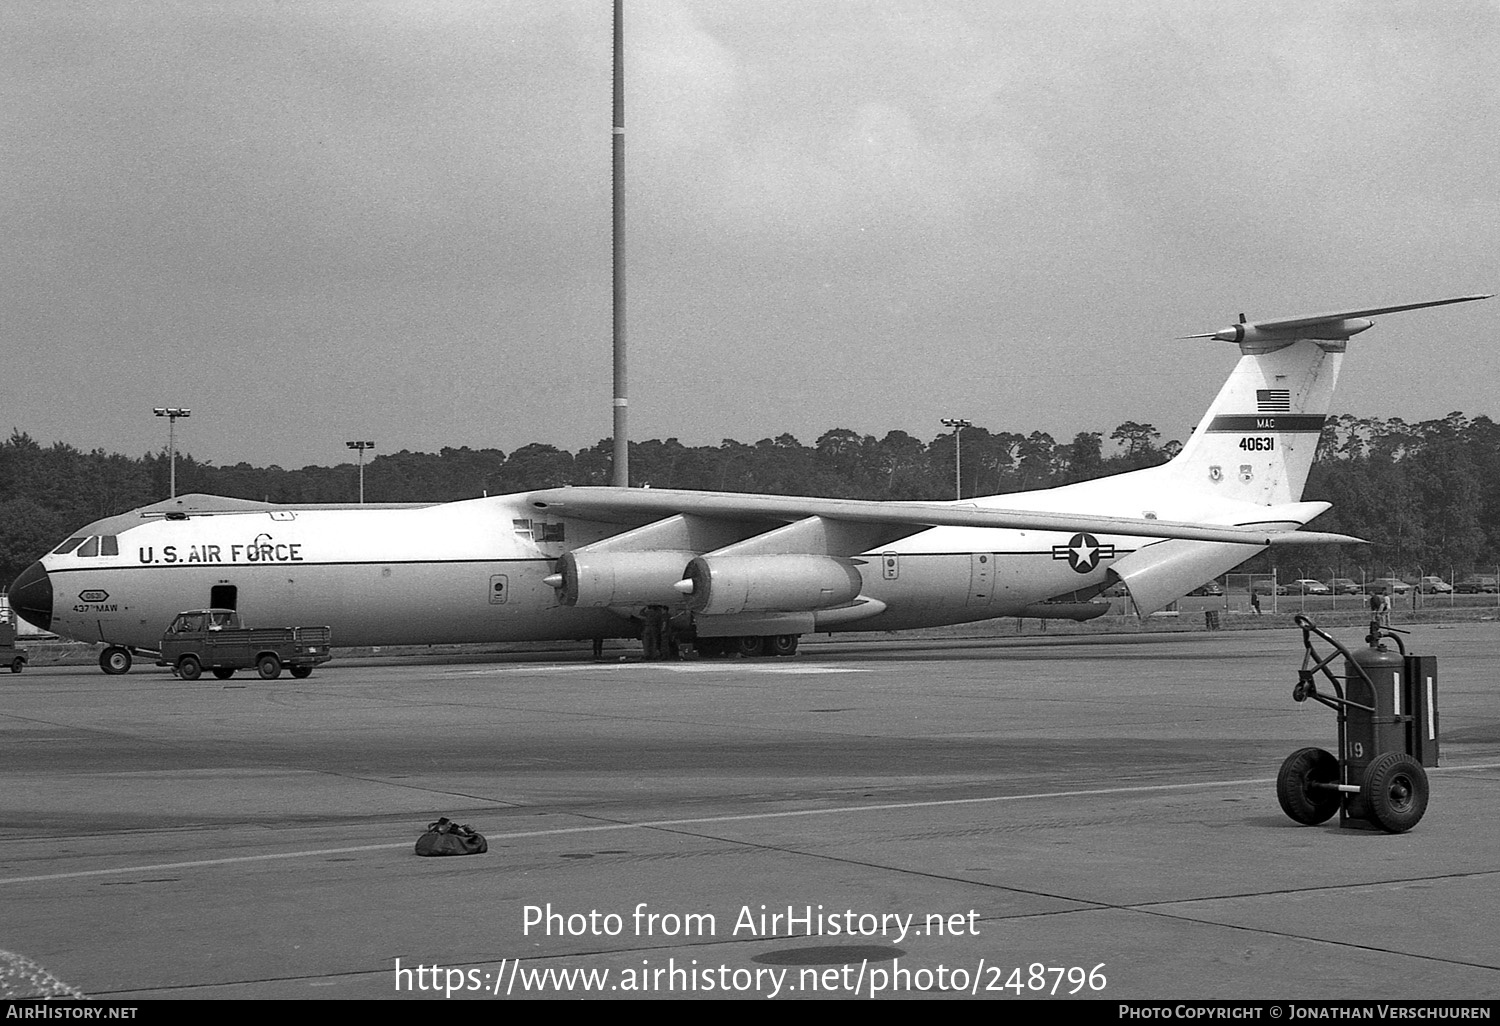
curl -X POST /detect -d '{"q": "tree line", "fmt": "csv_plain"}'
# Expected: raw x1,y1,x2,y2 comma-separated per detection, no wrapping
2,414,1497,584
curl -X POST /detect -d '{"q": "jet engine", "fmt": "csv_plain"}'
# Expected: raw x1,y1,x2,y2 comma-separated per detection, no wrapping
676,554,862,616
551,550,697,607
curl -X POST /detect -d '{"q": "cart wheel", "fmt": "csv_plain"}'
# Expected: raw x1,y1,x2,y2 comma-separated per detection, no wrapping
177,655,202,681
257,654,282,680
1276,747,1341,825
1362,752,1429,833
289,666,312,679
10,657,23,673
212,667,235,680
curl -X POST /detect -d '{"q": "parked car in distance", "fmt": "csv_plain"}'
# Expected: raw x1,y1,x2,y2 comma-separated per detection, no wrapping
1326,578,1363,594
1188,581,1223,596
1287,579,1331,595
1367,578,1411,595
1415,575,1453,594
1251,581,1288,595
1456,575,1499,594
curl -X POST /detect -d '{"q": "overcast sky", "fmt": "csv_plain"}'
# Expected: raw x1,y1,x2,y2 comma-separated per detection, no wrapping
3,0,1496,471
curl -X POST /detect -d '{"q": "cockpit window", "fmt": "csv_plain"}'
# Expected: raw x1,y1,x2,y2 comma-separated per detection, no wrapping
100,535,119,556
52,537,87,555
77,537,99,557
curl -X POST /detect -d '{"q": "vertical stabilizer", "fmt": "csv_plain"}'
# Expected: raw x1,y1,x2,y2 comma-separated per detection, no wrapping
1163,339,1341,505
1164,294,1489,505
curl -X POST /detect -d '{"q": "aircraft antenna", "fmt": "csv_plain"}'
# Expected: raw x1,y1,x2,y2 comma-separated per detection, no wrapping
610,0,629,487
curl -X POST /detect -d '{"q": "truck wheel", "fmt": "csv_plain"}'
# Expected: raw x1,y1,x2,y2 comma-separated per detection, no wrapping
177,655,202,681
289,666,312,679
257,654,282,680
1363,752,1429,833
100,646,132,675
10,657,24,673
212,668,235,680
1275,747,1340,825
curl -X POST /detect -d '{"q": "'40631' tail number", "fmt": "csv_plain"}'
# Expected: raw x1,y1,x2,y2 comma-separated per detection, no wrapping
1239,437,1275,451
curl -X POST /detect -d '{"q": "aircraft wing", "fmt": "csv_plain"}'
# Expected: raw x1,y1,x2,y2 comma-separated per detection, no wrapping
525,487,1360,547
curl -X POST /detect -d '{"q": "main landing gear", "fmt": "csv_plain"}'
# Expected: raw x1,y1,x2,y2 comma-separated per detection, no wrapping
691,634,800,659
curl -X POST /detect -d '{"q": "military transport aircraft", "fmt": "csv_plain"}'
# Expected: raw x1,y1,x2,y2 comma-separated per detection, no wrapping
7,294,1488,673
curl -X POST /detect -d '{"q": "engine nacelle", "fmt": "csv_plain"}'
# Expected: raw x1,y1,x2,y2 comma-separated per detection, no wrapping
679,554,862,616
555,550,696,607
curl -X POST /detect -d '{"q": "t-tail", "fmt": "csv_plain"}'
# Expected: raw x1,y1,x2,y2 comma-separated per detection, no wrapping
1080,293,1489,615
1163,294,1490,505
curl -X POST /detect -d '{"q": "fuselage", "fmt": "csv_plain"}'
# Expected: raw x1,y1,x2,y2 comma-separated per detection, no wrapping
10,469,1279,652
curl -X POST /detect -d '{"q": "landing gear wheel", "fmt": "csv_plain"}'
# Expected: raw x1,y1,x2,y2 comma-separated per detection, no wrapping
289,666,312,679
1362,752,1429,833
1276,747,1341,825
257,654,282,680
10,657,24,673
177,655,202,681
768,634,800,657
212,667,235,680
735,635,768,658
100,646,132,675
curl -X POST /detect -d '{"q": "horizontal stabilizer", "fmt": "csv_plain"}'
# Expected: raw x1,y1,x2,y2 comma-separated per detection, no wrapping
1180,294,1490,344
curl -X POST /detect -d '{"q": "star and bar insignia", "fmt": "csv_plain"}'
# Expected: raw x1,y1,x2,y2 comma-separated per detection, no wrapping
1052,532,1115,573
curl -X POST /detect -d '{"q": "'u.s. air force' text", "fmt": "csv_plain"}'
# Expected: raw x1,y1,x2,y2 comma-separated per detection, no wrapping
138,537,304,565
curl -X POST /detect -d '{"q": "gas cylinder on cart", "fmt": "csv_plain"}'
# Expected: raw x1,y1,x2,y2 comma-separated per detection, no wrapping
1342,634,1438,823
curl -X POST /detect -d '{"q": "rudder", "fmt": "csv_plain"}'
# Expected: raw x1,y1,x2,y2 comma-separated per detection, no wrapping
1163,339,1342,506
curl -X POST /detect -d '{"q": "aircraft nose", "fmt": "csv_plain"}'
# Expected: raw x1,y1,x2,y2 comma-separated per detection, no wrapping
8,561,52,633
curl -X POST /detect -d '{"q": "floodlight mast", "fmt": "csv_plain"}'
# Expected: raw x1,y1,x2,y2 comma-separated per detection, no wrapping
610,0,628,488
153,407,191,499
345,441,375,503
940,417,972,500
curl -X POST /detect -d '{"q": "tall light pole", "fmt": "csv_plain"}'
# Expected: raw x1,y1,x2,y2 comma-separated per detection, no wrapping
346,441,375,503
154,407,190,498
610,0,628,487
940,418,972,500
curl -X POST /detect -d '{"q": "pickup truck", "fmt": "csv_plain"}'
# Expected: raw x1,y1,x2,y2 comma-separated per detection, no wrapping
156,609,332,680
1,620,27,673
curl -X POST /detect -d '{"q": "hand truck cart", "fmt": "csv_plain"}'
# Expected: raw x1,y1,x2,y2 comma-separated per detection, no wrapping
1275,615,1438,833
